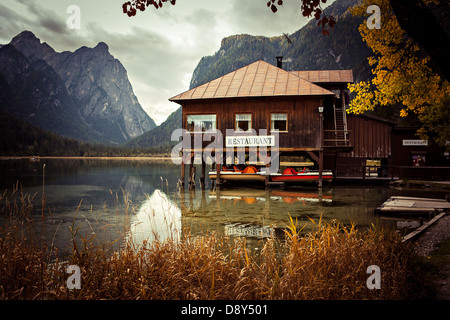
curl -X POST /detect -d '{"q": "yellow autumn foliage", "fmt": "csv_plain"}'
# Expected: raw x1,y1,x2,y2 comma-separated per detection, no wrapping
348,0,449,128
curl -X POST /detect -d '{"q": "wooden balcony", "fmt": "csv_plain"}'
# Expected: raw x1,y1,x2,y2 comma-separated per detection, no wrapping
323,130,353,151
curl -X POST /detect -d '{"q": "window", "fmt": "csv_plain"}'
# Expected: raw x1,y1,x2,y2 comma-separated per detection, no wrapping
235,114,252,131
412,154,426,166
187,114,216,132
271,113,287,132
365,159,381,177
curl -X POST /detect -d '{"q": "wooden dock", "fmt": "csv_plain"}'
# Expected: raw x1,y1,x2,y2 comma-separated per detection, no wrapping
402,211,447,243
375,196,450,215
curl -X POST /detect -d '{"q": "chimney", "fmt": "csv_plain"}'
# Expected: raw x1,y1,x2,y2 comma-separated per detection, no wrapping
276,56,283,69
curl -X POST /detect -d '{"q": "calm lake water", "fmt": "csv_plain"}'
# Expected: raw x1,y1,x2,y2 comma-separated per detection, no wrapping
0,158,447,253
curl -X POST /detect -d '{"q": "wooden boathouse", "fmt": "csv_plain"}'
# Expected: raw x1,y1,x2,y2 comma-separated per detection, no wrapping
169,57,354,187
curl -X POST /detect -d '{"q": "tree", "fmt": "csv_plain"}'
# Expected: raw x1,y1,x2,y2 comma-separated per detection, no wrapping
389,0,450,82
122,0,336,34
347,0,450,149
122,0,176,17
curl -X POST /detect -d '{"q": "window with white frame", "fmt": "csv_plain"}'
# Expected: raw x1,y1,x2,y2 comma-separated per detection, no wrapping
235,114,252,131
271,113,288,132
186,114,216,132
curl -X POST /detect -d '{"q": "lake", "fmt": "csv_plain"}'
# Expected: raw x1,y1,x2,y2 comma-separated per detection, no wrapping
0,158,447,253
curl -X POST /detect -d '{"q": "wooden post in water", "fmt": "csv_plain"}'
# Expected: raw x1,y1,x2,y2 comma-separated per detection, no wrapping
307,150,322,188
189,152,195,187
180,150,185,189
318,105,324,188
200,157,206,189
265,150,271,188
318,150,323,188
215,161,221,187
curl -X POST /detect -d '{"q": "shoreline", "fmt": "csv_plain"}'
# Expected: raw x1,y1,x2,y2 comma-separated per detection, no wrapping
0,155,176,161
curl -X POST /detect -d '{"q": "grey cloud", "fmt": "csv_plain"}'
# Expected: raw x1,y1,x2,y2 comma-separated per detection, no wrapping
79,23,193,122
225,0,309,36
2,0,321,125
40,17,67,35
0,2,35,42
2,0,72,46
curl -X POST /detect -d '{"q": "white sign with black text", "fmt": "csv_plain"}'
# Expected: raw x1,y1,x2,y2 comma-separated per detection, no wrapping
402,140,428,146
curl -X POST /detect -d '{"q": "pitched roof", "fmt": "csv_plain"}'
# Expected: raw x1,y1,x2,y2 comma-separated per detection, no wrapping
169,60,335,102
289,70,353,84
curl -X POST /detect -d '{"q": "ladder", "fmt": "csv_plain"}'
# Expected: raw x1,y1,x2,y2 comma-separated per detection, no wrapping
333,91,348,146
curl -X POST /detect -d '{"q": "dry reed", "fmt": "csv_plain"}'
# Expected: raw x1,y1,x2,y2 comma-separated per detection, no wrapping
0,187,420,300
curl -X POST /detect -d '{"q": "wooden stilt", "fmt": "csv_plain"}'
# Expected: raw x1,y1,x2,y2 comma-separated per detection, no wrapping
307,151,319,163
216,162,221,187
307,150,323,188
180,151,185,188
265,151,271,188
200,158,206,189
189,152,195,187
189,166,196,188
318,150,323,188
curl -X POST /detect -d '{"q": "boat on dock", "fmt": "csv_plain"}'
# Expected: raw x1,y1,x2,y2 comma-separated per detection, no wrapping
208,165,266,182
209,166,333,185
375,196,450,215
270,167,333,183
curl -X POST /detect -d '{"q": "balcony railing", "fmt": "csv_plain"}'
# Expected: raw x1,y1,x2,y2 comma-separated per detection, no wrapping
323,130,351,148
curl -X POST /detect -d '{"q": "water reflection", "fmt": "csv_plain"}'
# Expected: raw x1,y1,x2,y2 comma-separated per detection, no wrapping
177,186,382,241
1,159,447,253
128,189,181,246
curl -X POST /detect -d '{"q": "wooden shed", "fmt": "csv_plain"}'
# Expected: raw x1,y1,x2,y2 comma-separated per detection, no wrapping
170,59,354,187
325,114,396,178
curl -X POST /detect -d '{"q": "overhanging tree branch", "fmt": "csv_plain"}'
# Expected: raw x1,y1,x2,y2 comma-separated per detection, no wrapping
389,0,450,81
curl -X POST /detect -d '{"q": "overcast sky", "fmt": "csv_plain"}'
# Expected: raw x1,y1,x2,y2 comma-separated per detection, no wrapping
0,0,334,125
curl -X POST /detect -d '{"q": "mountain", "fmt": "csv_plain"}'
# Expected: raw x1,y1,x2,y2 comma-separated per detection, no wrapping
0,109,156,157
0,109,89,156
190,0,370,89
0,31,156,144
125,107,181,149
0,44,100,142
127,0,371,149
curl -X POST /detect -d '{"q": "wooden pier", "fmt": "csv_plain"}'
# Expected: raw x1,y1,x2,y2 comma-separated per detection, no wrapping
401,211,447,243
375,196,450,215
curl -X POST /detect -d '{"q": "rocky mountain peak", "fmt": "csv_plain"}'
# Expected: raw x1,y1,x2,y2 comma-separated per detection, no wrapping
11,30,40,43
10,30,56,62
94,41,109,52
0,31,156,144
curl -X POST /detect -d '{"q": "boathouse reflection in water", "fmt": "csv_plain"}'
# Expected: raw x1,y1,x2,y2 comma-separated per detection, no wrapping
128,189,182,246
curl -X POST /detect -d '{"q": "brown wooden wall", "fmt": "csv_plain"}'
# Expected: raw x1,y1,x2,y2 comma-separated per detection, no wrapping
340,114,393,159
181,96,325,150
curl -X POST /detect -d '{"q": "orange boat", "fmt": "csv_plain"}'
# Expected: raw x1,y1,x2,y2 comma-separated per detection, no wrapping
208,165,266,182
270,167,333,183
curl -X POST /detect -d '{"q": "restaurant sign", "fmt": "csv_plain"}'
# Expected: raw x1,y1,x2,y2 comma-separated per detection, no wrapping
402,140,428,146
226,135,276,147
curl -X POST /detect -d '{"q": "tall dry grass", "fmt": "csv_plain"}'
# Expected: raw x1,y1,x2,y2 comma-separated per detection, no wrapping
0,187,421,300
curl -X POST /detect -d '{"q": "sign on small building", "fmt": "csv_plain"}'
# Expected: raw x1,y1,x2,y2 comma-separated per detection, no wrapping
402,140,428,146
225,135,276,147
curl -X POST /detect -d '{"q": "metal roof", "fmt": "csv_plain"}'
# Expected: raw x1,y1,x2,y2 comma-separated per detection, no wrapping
170,60,339,102
289,70,354,84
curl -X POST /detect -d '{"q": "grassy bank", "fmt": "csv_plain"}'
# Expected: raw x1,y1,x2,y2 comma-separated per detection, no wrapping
0,189,423,300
